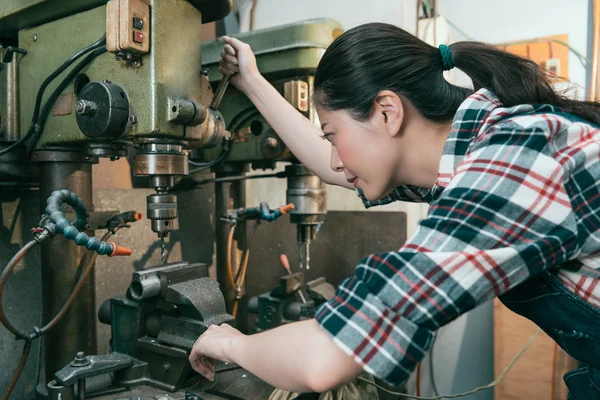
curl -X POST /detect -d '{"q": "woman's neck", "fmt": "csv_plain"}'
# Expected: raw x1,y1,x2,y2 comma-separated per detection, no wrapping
397,110,453,189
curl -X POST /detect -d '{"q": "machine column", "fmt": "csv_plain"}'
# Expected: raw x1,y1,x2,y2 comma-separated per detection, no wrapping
34,150,98,386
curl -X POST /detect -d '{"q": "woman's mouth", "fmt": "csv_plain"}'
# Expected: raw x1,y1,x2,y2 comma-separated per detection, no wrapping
347,177,358,187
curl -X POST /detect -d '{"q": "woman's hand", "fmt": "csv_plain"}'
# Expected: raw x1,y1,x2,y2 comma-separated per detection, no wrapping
189,319,362,392
220,36,260,92
189,323,243,381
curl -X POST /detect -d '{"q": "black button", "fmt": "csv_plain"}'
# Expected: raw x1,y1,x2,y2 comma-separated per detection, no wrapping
133,17,144,30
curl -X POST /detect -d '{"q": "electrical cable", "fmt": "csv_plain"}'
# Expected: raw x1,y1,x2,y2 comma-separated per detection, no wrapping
26,45,108,155
0,240,38,339
234,220,260,287
42,229,117,333
0,35,106,158
32,35,106,127
359,328,541,400
188,138,232,173
2,339,32,400
226,224,238,294
227,220,261,318
0,127,34,158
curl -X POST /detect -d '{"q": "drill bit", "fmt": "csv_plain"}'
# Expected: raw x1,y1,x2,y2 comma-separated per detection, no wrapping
160,237,167,263
298,241,310,270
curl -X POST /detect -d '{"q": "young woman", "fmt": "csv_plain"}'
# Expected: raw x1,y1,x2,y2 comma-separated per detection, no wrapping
189,23,600,398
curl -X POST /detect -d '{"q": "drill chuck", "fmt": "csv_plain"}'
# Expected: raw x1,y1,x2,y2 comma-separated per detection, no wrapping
147,193,177,237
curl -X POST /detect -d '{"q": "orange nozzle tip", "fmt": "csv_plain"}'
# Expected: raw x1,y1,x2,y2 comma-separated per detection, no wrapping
280,204,295,214
134,212,143,221
279,254,291,270
109,242,133,257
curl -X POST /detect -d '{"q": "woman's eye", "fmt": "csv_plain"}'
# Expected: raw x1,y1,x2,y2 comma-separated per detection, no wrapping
321,133,333,143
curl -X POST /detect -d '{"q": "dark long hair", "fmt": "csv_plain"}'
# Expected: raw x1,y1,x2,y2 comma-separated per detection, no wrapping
314,23,600,125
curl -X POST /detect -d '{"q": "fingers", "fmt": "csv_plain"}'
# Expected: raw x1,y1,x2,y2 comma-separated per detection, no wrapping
219,65,238,76
221,53,238,66
224,44,236,56
223,35,250,52
189,352,215,381
219,47,239,77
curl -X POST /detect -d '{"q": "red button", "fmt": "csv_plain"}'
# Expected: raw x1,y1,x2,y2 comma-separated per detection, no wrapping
133,31,144,44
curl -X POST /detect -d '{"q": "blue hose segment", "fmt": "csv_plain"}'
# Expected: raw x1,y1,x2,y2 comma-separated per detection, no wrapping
259,202,284,222
44,189,114,256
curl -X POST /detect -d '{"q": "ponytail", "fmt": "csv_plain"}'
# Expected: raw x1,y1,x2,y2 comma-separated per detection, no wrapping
315,23,600,126
450,41,600,125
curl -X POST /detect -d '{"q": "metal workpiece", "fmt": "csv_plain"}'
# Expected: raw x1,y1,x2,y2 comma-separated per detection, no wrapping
37,152,98,386
75,81,130,139
129,261,204,301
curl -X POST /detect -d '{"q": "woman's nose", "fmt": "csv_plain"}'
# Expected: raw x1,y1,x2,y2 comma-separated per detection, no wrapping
330,145,344,172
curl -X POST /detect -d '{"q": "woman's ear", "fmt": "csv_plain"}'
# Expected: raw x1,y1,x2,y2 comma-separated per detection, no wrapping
373,90,404,138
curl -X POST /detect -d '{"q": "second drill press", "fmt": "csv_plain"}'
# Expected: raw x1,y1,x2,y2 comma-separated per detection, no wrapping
285,163,327,270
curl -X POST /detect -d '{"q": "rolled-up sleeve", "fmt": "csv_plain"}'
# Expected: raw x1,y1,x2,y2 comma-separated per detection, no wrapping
317,128,579,385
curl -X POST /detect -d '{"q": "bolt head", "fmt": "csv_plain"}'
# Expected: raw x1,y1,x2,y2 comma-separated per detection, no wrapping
70,351,90,367
32,34,38,42
266,137,279,148
76,100,96,116
76,100,85,114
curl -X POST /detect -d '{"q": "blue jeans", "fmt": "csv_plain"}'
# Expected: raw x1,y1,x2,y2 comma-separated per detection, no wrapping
499,271,600,399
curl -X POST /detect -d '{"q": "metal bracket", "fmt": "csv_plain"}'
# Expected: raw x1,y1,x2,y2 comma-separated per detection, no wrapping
54,353,134,386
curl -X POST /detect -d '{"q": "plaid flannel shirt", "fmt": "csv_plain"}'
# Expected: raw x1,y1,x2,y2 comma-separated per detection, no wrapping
315,89,600,385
